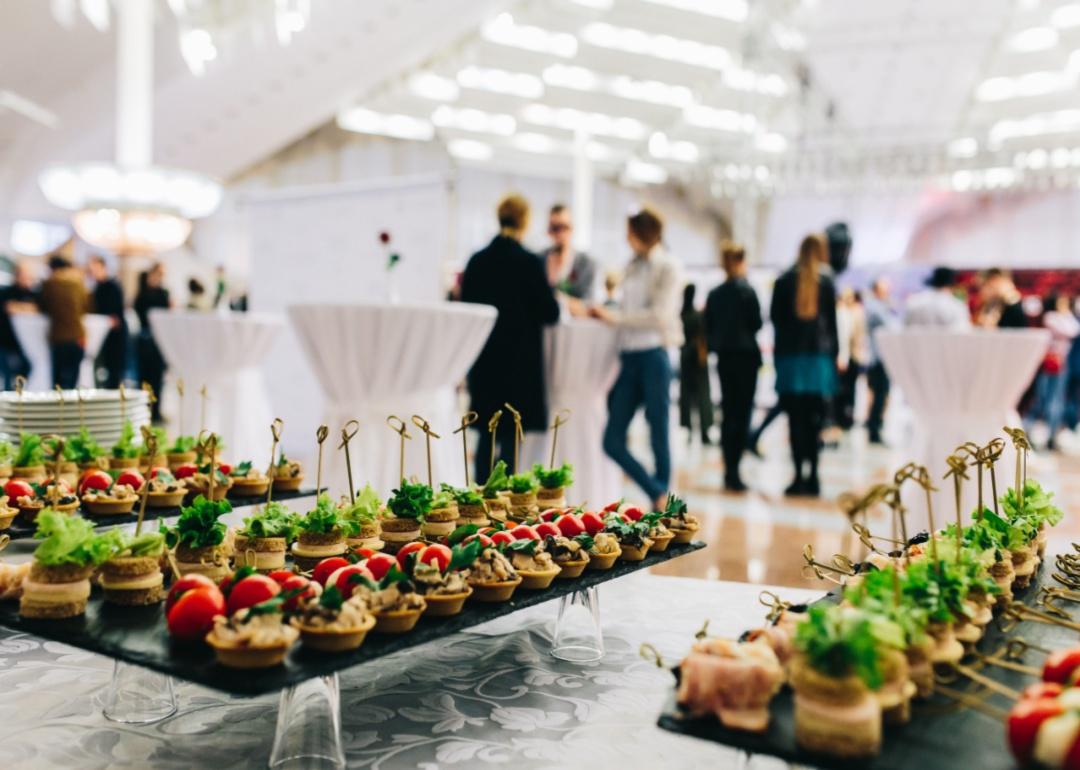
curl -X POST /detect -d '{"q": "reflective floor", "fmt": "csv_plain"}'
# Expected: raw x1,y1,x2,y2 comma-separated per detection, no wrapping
646,417,1080,590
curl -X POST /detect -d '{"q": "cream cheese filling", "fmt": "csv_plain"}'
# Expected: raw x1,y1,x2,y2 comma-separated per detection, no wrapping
291,541,346,558
102,571,164,590
22,578,91,603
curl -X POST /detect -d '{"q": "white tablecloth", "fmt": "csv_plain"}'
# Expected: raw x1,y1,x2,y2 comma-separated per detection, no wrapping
877,329,1049,529
287,303,496,495
520,319,622,507
150,310,283,462
11,313,111,391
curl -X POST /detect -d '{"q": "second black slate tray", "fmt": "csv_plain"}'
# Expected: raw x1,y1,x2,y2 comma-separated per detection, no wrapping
0,541,705,696
656,558,1062,770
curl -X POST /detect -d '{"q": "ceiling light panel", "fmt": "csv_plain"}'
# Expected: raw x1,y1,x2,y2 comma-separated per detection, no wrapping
482,13,578,58
683,104,757,132
409,71,460,101
521,103,647,140
1008,26,1059,52
432,105,516,135
581,22,733,70
336,108,435,140
447,138,494,161
457,66,544,99
638,0,748,22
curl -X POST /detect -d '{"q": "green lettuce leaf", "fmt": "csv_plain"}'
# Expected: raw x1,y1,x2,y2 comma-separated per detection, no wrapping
481,461,509,497
33,510,121,567
241,501,299,539
531,462,573,489
14,433,45,467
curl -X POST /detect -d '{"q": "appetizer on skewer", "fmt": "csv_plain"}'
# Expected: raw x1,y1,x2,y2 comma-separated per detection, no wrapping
481,461,510,522
272,452,304,492
234,502,298,572
677,636,784,732
422,488,459,540
79,468,142,516
0,559,30,600
144,468,187,508
181,461,233,501
161,495,233,582
109,421,142,470
226,461,271,499
43,436,78,479
10,478,79,522
100,531,167,605
442,483,489,528
290,495,354,571
19,510,118,619
12,432,46,479
506,472,539,523
139,427,168,471
342,484,383,552
66,427,106,472
380,481,430,554
532,462,573,509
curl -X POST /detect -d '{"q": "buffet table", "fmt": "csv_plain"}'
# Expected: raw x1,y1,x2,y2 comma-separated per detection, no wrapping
876,328,1049,529
150,310,283,461
11,312,111,391
0,574,818,768
287,303,496,493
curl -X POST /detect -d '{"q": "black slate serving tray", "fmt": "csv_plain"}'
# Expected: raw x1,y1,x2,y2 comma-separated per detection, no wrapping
0,541,705,696
1,487,318,540
657,557,1066,770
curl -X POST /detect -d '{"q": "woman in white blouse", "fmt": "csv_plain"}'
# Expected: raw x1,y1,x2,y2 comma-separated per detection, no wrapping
590,208,683,509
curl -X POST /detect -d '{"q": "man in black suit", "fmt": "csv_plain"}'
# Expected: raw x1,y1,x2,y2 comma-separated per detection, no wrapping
88,255,128,388
461,194,561,483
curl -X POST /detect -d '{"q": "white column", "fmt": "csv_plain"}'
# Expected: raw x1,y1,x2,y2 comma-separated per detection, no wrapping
572,129,593,252
115,0,154,168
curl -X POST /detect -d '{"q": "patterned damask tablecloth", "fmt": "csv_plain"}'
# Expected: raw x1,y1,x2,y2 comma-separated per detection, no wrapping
0,575,820,770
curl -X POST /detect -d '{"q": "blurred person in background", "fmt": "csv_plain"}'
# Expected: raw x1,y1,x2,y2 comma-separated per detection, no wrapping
705,242,762,492
603,271,620,308
593,208,682,509
1026,293,1079,450
87,255,127,388
770,233,838,497
187,278,212,311
134,263,171,422
213,265,228,309
542,203,596,300
0,261,38,389
678,284,713,447
461,194,561,483
905,267,971,329
834,288,867,432
39,255,89,389
978,268,1026,328
863,277,897,445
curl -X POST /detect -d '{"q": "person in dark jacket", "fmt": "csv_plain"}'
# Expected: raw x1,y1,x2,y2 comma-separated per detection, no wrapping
678,284,712,446
87,255,128,388
461,194,560,483
705,242,762,492
770,233,838,497
0,261,38,389
133,263,171,421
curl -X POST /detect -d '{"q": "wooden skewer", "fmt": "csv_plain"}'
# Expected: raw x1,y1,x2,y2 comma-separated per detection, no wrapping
266,418,283,505
199,385,208,435
55,385,65,435
386,416,411,484
136,426,158,535
118,382,127,423
486,409,503,475
339,419,360,502
410,415,440,488
314,425,329,497
453,412,478,487
76,388,85,429
15,376,25,435
177,379,185,437
503,403,524,474
46,434,63,508
944,454,969,563
548,408,571,469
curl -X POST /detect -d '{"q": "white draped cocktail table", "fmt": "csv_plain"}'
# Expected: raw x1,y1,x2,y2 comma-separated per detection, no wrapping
287,303,496,495
876,328,1049,528
150,309,283,461
11,313,111,391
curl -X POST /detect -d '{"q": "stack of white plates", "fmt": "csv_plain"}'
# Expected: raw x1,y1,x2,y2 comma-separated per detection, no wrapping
0,389,152,446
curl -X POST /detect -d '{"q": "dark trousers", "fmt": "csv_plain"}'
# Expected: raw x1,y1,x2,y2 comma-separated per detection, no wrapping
678,356,713,441
717,353,758,485
603,348,672,502
781,393,825,483
866,362,890,440
0,348,30,391
834,364,862,430
50,341,84,389
96,327,128,389
137,334,166,421
473,416,518,486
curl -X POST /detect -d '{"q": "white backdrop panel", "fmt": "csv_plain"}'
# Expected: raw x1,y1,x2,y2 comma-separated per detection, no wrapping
243,175,452,467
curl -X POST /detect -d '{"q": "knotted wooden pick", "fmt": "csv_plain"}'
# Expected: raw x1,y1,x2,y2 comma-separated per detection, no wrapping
76,388,86,429
339,419,360,502
503,403,524,473
118,382,127,423
1004,426,1031,511
142,381,156,416
197,430,219,499
800,544,851,584
486,409,503,475
944,454,970,563
176,378,185,437
980,437,1006,517
548,408,571,469
453,411,478,486
411,415,440,488
900,463,939,566
137,425,159,535
0,533,9,554
386,416,411,484
266,418,283,505
45,434,64,507
315,425,329,497
14,375,25,435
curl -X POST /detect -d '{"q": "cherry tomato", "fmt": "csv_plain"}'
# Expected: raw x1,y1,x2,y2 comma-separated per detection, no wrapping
165,573,220,614
1045,649,1080,685
311,556,351,587
115,469,145,491
622,506,644,522
581,511,605,536
1009,697,1065,766
78,470,113,495
174,464,198,480
464,533,493,547
330,564,375,598
602,500,622,513
218,463,232,476
396,541,426,571
1065,727,1080,770
1023,682,1066,701
490,531,515,546
149,467,171,479
539,508,561,522
280,574,320,611
166,587,226,641
364,553,398,581
267,570,296,585
510,525,540,541
419,543,453,572
535,521,560,540
556,514,586,538
4,479,33,500
225,575,281,615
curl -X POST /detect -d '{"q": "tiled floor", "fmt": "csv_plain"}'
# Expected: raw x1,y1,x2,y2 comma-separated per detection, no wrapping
646,417,1080,590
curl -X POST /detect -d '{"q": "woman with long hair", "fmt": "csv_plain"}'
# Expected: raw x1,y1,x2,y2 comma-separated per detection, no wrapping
769,234,838,496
